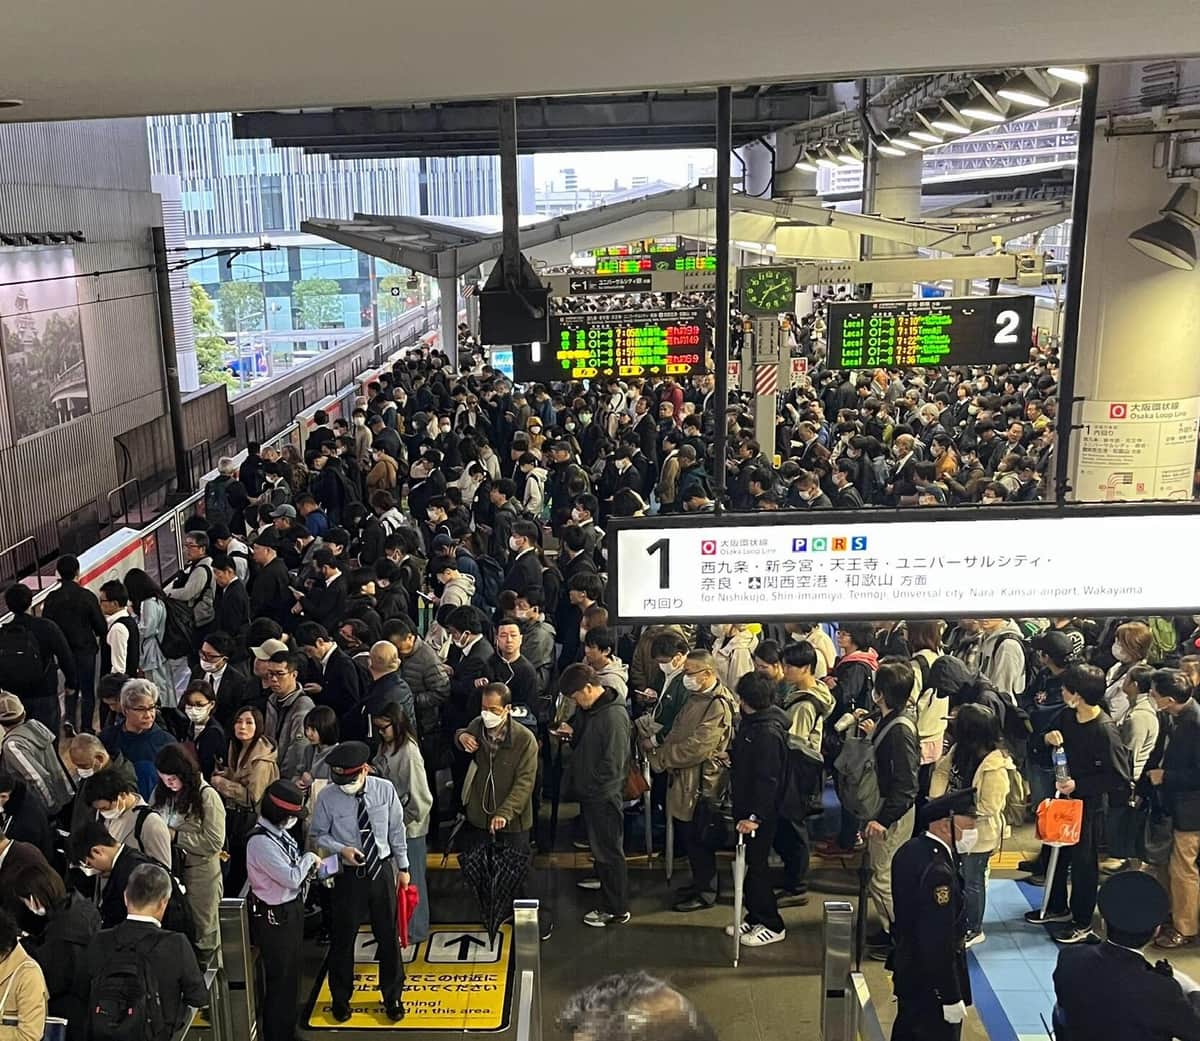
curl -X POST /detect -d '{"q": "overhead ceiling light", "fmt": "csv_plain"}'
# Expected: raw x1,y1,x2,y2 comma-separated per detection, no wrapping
892,136,925,152
794,151,819,173
930,119,971,136
959,104,1007,123
1047,66,1089,85
997,73,1051,108
1127,185,1200,270
909,129,943,144
837,141,864,164
972,77,1006,111
815,154,840,169
875,140,907,158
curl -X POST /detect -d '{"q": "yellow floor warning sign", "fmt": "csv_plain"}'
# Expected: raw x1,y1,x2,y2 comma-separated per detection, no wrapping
306,923,513,1030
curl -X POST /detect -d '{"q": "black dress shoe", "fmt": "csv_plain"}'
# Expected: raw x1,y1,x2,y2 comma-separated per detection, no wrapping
386,1000,406,1022
331,1003,352,1023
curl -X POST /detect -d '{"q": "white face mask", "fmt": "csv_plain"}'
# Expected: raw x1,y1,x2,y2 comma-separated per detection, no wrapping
682,674,704,692
100,807,122,821
78,865,99,878
1112,642,1134,663
354,417,366,427
571,508,584,522
185,705,211,723
75,767,95,779
282,817,298,831
955,828,980,855
659,661,676,676
200,659,222,674
21,897,45,917
481,710,506,730
338,775,366,796
508,535,522,551
578,628,588,643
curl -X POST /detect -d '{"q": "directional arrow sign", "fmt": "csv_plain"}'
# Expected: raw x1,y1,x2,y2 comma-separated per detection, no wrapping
426,930,501,964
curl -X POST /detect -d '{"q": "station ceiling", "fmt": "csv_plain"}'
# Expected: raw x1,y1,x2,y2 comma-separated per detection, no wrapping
0,1,1197,124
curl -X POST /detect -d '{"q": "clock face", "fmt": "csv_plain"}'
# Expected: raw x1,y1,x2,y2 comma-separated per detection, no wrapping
739,267,797,315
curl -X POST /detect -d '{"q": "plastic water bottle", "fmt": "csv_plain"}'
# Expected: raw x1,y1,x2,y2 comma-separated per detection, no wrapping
1052,746,1070,784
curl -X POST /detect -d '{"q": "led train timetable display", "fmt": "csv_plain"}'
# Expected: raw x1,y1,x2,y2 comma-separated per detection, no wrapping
552,308,707,378
826,295,1035,368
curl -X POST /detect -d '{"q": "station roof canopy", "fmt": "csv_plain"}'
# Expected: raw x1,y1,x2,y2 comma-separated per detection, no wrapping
233,88,822,157
302,182,1069,278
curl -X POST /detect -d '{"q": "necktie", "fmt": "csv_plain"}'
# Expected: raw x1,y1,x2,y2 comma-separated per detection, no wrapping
356,791,381,880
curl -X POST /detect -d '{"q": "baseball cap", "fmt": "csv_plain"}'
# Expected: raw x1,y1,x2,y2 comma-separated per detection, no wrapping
251,638,290,661
0,694,25,726
1032,630,1075,666
269,505,297,519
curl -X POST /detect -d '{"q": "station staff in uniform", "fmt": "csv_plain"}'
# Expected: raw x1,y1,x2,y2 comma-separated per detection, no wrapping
245,779,319,1041
310,741,410,1024
887,789,976,1041
1053,871,1200,1041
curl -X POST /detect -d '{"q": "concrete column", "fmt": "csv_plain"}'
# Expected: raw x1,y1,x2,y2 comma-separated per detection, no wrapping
1068,131,1200,501
438,275,458,366
867,151,922,296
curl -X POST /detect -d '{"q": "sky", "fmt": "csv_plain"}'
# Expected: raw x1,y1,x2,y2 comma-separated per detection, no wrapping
534,149,715,190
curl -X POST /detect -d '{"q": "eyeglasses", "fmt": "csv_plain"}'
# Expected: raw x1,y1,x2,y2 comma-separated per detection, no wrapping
125,705,156,716
682,669,709,679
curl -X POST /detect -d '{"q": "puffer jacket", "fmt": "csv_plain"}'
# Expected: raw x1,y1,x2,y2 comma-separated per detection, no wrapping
0,719,73,816
782,681,836,758
646,681,736,822
712,626,759,693
367,453,399,492
930,746,1013,852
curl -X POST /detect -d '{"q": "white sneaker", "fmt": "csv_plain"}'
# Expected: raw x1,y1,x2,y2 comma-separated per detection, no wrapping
964,930,986,949
583,910,631,928
724,921,754,938
740,926,786,948
576,877,601,891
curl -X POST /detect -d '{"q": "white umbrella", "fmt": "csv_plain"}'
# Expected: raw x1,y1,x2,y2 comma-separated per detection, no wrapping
732,832,748,968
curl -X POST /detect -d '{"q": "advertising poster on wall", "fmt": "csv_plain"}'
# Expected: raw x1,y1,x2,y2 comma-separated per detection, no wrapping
0,247,91,440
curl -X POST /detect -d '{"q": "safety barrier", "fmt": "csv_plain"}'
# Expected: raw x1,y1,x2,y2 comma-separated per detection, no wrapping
104,478,146,529
218,894,259,1041
512,899,543,1041
171,967,226,1041
821,901,887,1041
0,536,44,590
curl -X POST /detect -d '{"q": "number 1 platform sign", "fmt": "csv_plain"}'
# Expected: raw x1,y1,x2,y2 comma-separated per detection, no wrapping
825,295,1035,369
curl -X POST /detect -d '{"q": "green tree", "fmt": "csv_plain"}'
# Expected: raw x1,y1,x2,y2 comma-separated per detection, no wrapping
378,274,409,322
293,278,342,329
192,282,236,388
217,281,265,333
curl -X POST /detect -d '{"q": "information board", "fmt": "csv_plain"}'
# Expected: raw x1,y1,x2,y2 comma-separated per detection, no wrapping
609,509,1200,624
512,308,708,382
595,254,716,275
826,295,1035,369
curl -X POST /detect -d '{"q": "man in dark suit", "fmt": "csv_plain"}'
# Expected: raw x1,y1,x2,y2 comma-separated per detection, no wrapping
70,820,157,928
196,632,257,728
295,622,367,738
1053,871,1200,1041
211,554,251,639
41,553,107,734
301,549,349,631
501,520,543,600
84,861,208,1035
0,832,53,916
249,532,295,628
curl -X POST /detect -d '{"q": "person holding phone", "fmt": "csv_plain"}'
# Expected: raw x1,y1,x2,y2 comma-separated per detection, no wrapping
310,741,410,1023
246,779,319,1041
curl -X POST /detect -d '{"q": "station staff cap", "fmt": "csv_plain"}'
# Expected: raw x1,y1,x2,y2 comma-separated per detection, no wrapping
326,740,372,777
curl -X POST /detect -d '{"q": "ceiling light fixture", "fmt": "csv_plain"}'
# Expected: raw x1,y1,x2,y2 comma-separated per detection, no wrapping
1127,185,1200,270
997,72,1051,108
1047,66,1089,85
959,104,1007,123
875,140,907,158
909,129,943,144
892,136,925,152
794,152,819,173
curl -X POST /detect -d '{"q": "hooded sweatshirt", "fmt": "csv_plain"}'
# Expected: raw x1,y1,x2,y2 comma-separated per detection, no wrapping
593,655,630,702
783,680,836,758
977,621,1026,697
831,647,879,713
0,718,73,816
439,571,476,610
712,625,760,693
928,655,1011,733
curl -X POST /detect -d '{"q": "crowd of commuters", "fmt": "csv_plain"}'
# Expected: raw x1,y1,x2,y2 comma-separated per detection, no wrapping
0,324,1194,1041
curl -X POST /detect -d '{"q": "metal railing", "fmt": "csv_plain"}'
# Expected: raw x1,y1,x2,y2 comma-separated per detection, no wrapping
822,901,887,1041
105,478,145,529
512,899,543,1041
0,536,43,589
219,895,258,1041
242,409,266,447
171,967,225,1041
287,387,306,419
321,367,338,398
188,440,214,490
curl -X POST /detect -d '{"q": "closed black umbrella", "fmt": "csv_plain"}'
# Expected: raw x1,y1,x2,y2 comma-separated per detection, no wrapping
458,836,531,942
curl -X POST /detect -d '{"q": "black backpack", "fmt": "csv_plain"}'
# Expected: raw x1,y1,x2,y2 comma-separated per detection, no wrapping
0,624,45,700
160,597,196,660
130,814,198,946
474,555,505,611
89,931,167,1041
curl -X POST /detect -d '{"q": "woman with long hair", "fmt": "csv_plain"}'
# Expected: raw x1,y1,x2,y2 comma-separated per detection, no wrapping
929,703,1012,947
12,861,99,1041
123,567,175,706
370,700,432,944
1105,621,1154,723
152,743,226,955
212,706,279,895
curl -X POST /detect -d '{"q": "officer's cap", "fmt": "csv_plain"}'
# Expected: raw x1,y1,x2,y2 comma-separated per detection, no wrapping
326,740,371,777
1098,871,1169,935
918,788,976,830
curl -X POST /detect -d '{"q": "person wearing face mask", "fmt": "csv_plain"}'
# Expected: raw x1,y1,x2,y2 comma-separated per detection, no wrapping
12,860,98,1041
310,742,410,1023
888,789,978,1040
501,520,544,600
929,704,1013,947
81,769,173,871
179,681,225,779
246,779,321,1041
1103,621,1153,723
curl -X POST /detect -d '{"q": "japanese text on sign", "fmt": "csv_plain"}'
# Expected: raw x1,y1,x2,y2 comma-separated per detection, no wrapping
611,513,1200,623
550,308,708,379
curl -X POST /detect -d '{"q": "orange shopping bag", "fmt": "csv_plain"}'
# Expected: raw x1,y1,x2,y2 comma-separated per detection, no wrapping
1035,797,1083,845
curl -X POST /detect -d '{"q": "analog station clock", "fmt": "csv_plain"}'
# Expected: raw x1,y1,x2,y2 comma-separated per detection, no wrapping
737,266,798,316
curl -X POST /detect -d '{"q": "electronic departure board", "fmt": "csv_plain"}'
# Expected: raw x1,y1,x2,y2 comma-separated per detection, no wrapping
595,254,716,275
826,296,1035,369
510,308,708,383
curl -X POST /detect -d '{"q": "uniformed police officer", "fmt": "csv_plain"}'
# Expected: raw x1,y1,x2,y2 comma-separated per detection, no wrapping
246,779,319,1041
887,789,976,1041
311,741,411,1023
1053,871,1200,1041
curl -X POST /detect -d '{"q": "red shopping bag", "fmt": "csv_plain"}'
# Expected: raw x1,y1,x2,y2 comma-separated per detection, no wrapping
1036,797,1083,845
396,878,420,948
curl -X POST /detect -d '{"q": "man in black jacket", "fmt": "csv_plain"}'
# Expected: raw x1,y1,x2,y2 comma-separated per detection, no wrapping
863,659,920,959
69,821,159,928
295,622,368,738
501,520,543,601
1146,668,1200,950
487,620,539,715
42,553,106,733
487,480,523,565
730,673,790,947
211,554,251,640
2,583,75,735
300,549,349,631
196,632,257,728
249,532,294,628
84,861,208,1037
558,663,630,928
